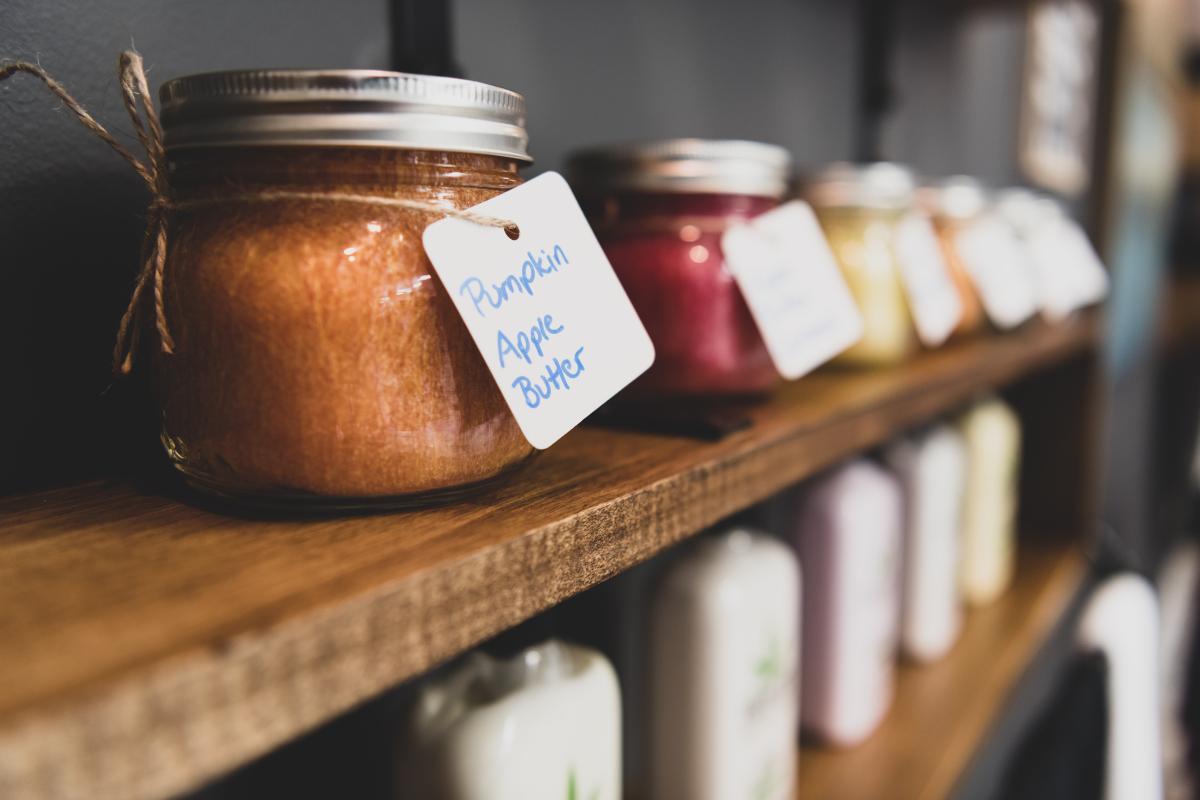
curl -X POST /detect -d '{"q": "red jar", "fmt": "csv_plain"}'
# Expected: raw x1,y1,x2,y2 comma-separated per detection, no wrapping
569,140,791,398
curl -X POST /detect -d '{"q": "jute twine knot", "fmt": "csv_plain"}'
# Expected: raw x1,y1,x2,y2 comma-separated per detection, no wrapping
0,51,519,375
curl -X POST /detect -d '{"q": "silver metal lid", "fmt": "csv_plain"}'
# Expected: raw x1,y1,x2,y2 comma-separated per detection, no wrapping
806,161,916,210
158,69,531,161
922,175,988,220
567,139,792,198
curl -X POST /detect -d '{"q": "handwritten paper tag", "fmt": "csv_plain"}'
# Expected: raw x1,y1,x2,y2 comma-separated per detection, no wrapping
422,172,655,449
721,201,863,379
1025,217,1110,321
955,216,1040,330
893,213,963,346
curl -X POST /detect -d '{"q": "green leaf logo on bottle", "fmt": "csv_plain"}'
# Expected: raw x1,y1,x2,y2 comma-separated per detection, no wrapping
748,631,793,722
754,634,783,685
567,766,600,800
751,759,779,800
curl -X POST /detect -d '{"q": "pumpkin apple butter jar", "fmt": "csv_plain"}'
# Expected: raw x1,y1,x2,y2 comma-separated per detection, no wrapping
568,139,790,397
155,70,534,508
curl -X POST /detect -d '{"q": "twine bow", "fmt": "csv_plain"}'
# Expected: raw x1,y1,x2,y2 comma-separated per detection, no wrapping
0,50,519,375
0,52,171,374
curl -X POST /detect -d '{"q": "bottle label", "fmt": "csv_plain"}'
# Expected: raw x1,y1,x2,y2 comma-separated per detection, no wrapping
893,213,963,346
954,216,1040,329
721,201,863,379
423,172,655,449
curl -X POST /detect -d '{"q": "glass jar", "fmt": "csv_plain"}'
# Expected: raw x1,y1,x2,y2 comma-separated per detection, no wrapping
569,139,790,397
807,163,919,367
919,176,988,336
155,70,534,508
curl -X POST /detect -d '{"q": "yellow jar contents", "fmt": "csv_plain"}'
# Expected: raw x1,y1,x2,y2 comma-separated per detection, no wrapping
817,206,917,366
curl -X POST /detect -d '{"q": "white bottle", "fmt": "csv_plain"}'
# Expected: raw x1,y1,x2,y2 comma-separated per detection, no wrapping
401,640,621,800
793,459,901,747
1077,573,1163,800
885,424,967,662
649,528,801,800
957,397,1021,606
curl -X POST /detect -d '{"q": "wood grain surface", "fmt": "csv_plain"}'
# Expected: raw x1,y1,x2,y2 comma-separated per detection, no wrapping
0,315,1097,800
1161,277,1200,354
794,542,1087,800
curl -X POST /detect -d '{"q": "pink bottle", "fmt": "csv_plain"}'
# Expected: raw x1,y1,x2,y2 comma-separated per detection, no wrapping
792,459,902,747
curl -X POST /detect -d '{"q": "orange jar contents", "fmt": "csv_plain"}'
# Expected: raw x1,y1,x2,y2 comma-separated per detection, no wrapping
155,70,534,508
919,176,988,336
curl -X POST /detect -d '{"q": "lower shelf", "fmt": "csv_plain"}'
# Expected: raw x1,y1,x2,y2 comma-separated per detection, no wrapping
794,541,1086,800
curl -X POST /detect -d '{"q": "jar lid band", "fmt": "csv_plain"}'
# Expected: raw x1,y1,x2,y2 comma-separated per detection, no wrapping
806,161,916,210
567,139,792,199
922,176,988,220
159,69,531,161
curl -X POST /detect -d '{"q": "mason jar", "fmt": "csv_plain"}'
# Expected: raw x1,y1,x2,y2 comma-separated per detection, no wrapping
569,139,790,398
155,69,534,509
919,176,988,336
807,162,919,367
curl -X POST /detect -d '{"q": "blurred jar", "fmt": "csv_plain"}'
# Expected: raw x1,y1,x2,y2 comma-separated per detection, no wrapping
569,139,790,397
157,70,534,509
992,187,1047,237
919,176,989,335
807,162,918,366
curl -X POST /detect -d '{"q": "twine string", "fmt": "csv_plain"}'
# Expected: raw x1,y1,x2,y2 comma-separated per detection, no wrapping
0,51,519,374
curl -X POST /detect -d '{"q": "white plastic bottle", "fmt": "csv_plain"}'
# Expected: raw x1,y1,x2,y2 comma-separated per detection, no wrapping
649,528,801,800
885,424,967,662
958,396,1022,606
401,640,621,800
792,459,902,746
1077,573,1163,800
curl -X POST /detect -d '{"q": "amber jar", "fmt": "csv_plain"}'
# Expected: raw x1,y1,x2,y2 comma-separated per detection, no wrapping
569,140,789,398
155,70,534,508
919,177,988,336
807,163,919,367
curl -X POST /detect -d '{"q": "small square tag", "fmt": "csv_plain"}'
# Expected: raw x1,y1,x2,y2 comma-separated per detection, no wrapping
955,217,1040,330
893,213,964,346
721,201,863,379
1026,217,1109,321
422,172,655,450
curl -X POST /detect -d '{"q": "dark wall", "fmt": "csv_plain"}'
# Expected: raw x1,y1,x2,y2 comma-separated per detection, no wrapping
0,0,389,488
886,2,1028,187
453,0,861,176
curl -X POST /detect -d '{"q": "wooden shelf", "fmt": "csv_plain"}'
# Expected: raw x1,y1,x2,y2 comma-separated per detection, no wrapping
794,541,1087,800
0,315,1097,800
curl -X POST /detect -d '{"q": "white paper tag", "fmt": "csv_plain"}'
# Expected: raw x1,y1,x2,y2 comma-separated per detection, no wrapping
720,201,863,379
1025,217,1110,321
893,213,964,347
422,172,655,450
955,216,1040,330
